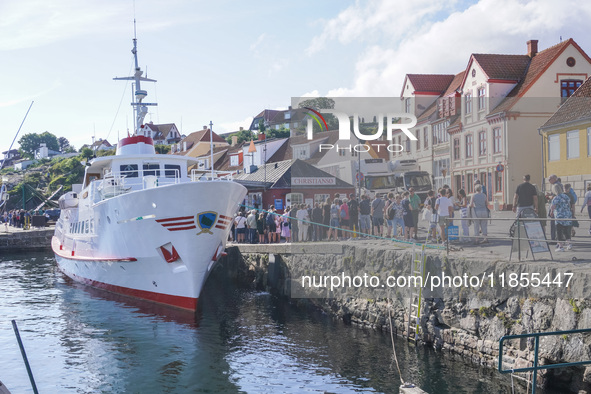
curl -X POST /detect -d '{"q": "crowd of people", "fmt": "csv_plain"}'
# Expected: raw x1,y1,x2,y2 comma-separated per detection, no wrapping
230,185,493,245
1,209,55,229
231,175,591,248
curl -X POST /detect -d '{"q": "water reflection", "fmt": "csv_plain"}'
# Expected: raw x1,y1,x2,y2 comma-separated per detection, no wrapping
0,252,556,393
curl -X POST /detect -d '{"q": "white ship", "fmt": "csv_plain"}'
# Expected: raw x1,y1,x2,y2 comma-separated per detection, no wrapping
52,32,246,311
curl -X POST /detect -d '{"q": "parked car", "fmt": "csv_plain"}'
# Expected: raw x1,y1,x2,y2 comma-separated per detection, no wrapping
44,209,61,222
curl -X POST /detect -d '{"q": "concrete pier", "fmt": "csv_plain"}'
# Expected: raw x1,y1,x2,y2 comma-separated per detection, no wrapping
0,224,54,253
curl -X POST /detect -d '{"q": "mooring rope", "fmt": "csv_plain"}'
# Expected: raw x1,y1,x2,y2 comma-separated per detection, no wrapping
388,299,405,385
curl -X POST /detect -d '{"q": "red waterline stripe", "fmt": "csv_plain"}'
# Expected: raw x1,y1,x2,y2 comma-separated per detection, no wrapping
61,267,198,311
219,214,232,220
52,237,137,262
167,225,196,231
215,225,226,229
156,216,194,223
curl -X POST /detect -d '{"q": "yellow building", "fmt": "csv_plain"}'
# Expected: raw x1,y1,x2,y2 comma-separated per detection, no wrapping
540,76,591,198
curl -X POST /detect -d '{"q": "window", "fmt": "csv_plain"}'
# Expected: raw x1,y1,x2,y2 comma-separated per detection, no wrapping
467,173,473,193
561,80,583,98
567,130,579,159
423,127,429,149
493,128,502,153
397,136,402,155
495,171,503,193
405,138,411,153
143,163,160,177
432,121,449,145
465,134,473,158
416,131,420,151
164,164,181,178
453,138,460,160
548,134,560,161
405,98,411,113
478,87,486,111
465,92,472,114
286,193,303,207
588,128,591,156
120,164,138,178
478,131,487,156
230,155,239,167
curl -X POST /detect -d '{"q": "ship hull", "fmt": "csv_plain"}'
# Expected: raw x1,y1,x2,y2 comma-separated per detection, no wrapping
53,180,246,311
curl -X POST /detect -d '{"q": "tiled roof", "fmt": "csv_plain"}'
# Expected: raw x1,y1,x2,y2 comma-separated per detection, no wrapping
471,54,531,81
270,130,339,164
407,74,455,93
443,71,466,96
491,39,582,114
542,76,591,128
233,159,292,184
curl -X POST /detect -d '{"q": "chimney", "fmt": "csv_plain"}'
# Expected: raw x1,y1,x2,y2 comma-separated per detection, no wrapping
203,126,208,130
239,127,243,131
258,133,266,141
231,135,238,146
527,40,538,57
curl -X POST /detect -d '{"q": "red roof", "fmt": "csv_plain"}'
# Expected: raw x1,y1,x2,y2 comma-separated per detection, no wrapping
405,74,455,94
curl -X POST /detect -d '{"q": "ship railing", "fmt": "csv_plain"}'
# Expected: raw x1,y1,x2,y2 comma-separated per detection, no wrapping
190,169,234,182
96,169,184,201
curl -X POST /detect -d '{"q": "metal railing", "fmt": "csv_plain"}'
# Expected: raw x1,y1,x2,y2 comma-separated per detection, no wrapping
441,216,591,259
499,328,591,394
190,169,234,182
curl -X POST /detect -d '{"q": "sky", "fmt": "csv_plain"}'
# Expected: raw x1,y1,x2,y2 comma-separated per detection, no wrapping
1,0,591,153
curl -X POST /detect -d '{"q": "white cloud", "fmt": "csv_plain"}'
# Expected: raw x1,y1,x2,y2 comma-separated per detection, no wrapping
217,116,253,134
250,33,267,53
309,0,591,97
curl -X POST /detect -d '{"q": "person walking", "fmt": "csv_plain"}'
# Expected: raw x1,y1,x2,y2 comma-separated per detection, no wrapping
312,202,323,241
401,192,414,241
327,198,340,241
513,174,538,216
246,209,257,244
550,183,573,251
408,188,421,239
469,185,489,244
257,212,265,244
322,198,331,240
547,174,561,240
581,184,591,235
234,212,247,243
384,192,396,238
457,189,470,242
348,193,359,238
296,203,309,242
435,188,454,243
359,194,371,237
291,204,299,243
281,209,291,243
371,194,385,237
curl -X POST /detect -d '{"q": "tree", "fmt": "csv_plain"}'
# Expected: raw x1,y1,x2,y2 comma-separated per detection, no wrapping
18,131,60,158
225,128,255,145
155,144,171,154
80,147,94,161
58,137,70,152
265,127,290,139
298,97,335,110
297,97,338,134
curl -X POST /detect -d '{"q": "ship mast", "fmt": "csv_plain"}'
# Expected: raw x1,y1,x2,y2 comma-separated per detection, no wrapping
113,20,157,136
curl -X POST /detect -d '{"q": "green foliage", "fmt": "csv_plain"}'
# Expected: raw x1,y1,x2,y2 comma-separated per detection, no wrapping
18,131,60,158
569,299,581,314
264,127,290,139
96,149,115,157
225,128,256,145
80,147,94,160
58,136,70,151
298,97,335,110
48,156,84,192
155,144,171,154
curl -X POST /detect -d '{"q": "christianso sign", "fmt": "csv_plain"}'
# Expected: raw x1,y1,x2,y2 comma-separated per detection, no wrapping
292,177,336,186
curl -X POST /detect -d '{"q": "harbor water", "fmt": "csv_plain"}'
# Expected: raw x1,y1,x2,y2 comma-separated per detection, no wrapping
1,251,548,393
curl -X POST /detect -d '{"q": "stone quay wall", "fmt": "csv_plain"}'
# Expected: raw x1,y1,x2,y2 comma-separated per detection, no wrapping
0,228,54,252
224,242,591,393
